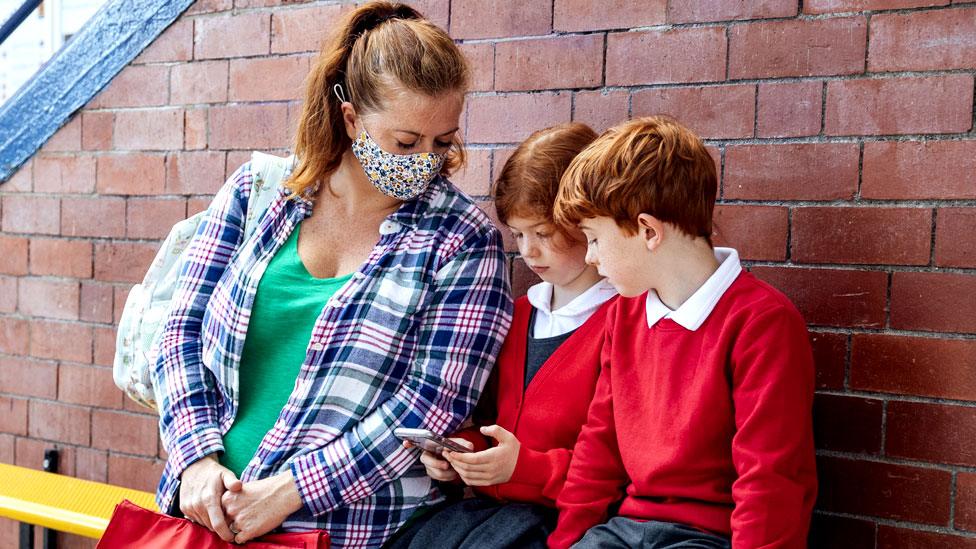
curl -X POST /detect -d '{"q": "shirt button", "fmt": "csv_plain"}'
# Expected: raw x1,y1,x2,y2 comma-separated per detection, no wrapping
310,342,325,352
379,220,399,235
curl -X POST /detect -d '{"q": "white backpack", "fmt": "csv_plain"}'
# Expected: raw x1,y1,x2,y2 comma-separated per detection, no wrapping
113,152,294,411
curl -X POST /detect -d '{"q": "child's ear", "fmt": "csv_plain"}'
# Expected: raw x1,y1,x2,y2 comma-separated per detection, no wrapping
636,213,664,252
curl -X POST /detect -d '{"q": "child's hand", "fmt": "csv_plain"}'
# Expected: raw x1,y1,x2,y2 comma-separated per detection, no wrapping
443,425,520,486
403,439,469,482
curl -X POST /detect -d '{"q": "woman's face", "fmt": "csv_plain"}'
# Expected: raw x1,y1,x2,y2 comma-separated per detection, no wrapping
343,88,464,157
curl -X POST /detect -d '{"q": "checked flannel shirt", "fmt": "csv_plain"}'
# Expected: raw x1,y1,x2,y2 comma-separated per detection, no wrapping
153,160,513,548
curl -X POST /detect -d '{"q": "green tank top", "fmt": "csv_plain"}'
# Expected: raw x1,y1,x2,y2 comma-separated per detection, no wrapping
220,225,352,477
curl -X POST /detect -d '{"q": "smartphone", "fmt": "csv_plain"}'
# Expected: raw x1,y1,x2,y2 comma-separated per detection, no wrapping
394,427,473,454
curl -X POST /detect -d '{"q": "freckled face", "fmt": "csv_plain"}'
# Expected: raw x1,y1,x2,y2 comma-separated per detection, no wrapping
579,216,652,298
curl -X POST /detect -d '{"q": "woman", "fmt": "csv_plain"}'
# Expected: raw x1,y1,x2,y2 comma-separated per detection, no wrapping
152,3,512,548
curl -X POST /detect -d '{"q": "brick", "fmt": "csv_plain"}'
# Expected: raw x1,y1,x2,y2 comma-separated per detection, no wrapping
813,394,882,454
34,155,95,193
81,111,113,151
791,207,931,265
61,196,126,238
184,108,208,150
229,55,310,102
816,456,951,524
451,149,492,197
809,514,875,549
555,0,665,31
113,286,130,325
450,0,551,39
195,11,271,59
126,198,186,239
825,75,974,136
1,195,60,235
886,401,976,466
809,331,847,389
41,117,82,152
633,85,755,139
936,208,976,268
0,396,27,435
0,317,28,355
669,0,796,23
166,151,226,195
870,8,976,71
59,364,122,409
15,437,76,475
29,238,92,278
712,205,787,261
607,28,725,86
730,17,866,79
459,43,494,92
271,3,350,54
94,242,158,284
28,400,90,446
108,454,165,493
96,154,166,195
89,65,169,109
134,18,192,63
93,325,116,368
186,0,233,15
113,108,184,151
958,472,976,532
851,334,976,400
92,410,159,456
0,356,57,399
30,321,92,363
496,35,603,91
805,0,948,13
0,277,16,313
0,433,12,462
187,197,212,216
724,144,857,201
409,0,450,29
511,257,541,298
170,61,229,105
466,93,572,144
891,272,976,334
209,103,289,150
573,90,629,133
750,267,886,328
4,160,32,192
878,527,976,549
75,447,108,483
862,140,976,199
18,278,79,320
80,281,114,323
0,236,28,275
757,81,823,138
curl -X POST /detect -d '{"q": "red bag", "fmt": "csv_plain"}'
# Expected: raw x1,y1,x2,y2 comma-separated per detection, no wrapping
97,500,330,549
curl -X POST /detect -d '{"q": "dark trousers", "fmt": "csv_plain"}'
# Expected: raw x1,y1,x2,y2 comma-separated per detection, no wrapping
385,497,557,549
573,517,731,549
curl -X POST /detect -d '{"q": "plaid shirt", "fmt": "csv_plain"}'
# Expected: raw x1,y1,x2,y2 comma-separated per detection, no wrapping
153,161,512,548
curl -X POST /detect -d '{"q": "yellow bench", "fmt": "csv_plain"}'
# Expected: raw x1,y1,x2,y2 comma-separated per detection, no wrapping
0,462,158,539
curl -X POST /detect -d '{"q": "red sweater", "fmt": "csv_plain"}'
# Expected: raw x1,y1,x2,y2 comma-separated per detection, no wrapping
456,295,615,506
548,272,817,549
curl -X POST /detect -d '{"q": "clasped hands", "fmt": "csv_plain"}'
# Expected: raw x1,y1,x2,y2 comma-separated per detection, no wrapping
406,424,520,486
178,455,303,544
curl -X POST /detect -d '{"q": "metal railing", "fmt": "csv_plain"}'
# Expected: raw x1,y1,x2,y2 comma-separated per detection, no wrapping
0,0,43,46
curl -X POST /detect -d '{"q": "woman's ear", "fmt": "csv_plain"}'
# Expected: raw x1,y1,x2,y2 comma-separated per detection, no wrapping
636,213,665,252
341,102,360,141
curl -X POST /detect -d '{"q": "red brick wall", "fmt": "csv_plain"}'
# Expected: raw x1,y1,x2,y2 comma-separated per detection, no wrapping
1,1,974,547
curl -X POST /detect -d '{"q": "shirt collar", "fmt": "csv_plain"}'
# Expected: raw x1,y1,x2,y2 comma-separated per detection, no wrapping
527,278,618,317
645,247,742,331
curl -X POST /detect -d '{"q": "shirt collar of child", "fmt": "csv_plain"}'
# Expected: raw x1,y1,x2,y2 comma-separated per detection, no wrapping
527,278,618,338
645,247,742,331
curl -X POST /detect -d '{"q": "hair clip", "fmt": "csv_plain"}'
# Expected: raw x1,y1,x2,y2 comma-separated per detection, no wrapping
333,83,348,103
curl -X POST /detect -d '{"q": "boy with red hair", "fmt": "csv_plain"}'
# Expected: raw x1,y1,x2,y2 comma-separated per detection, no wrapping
547,116,817,549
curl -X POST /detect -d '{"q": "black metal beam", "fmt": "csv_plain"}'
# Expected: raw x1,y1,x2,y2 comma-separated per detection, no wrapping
0,0,42,46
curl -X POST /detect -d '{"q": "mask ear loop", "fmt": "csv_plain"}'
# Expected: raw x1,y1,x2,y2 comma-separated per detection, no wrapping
333,83,348,103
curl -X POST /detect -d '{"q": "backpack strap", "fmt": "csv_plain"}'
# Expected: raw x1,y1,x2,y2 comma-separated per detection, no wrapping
242,151,296,242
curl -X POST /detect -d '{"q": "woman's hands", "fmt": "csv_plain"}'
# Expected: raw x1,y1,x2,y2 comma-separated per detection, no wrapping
179,456,242,542
444,425,520,486
404,437,473,482
221,471,304,544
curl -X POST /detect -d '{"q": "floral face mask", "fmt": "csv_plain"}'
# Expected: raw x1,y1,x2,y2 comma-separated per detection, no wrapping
351,129,445,201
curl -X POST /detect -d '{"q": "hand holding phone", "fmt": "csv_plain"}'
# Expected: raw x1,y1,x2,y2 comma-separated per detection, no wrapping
394,428,473,455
